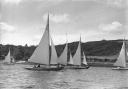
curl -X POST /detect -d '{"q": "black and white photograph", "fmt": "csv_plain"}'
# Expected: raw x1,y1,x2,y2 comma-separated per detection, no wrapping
0,0,128,89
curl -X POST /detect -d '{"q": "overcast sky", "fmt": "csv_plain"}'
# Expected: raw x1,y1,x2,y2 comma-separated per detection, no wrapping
0,0,128,45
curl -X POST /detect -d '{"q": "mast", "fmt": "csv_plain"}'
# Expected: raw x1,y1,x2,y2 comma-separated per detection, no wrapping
47,13,50,65
124,39,127,65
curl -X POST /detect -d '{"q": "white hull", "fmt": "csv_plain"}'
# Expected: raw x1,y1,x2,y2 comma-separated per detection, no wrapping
112,67,128,70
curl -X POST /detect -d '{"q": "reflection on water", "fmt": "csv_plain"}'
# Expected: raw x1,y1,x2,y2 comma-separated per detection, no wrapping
0,64,128,89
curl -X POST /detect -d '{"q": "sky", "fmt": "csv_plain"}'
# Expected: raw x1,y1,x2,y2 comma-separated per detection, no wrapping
0,0,128,45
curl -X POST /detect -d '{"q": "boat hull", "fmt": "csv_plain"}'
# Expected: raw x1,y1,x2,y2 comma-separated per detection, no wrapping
25,66,64,71
65,66,90,69
73,66,90,69
112,67,128,70
3,63,15,65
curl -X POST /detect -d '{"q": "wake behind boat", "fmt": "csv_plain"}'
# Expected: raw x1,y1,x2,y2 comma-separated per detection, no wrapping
112,39,128,70
26,14,64,71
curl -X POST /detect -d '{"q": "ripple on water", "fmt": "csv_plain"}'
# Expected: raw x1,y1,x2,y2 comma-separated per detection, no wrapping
48,80,70,89
76,79,92,83
0,65,128,89
19,85,36,89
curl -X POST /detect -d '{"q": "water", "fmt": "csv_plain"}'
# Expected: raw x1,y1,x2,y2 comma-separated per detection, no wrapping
0,64,128,89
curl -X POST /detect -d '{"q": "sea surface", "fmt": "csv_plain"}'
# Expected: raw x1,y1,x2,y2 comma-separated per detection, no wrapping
0,64,128,89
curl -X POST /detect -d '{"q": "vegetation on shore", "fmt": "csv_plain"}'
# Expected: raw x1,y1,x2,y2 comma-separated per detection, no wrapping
0,39,126,61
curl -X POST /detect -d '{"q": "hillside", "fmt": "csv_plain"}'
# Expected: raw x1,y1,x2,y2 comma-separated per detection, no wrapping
0,39,126,61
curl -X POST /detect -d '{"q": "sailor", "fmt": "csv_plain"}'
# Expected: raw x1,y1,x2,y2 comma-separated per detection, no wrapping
37,64,40,68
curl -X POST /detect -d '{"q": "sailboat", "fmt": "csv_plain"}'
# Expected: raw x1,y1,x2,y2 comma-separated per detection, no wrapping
82,52,87,65
71,37,89,69
3,49,15,65
67,51,74,65
81,52,89,68
112,39,128,70
26,14,64,71
58,42,68,66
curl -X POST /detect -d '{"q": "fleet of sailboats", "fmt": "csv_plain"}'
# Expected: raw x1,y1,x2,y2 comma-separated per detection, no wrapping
25,14,89,71
112,39,128,70
71,37,89,69
2,14,128,71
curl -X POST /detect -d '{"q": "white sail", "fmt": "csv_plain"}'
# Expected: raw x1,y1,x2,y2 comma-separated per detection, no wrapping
82,52,87,65
29,15,50,65
73,41,81,65
68,52,73,65
50,38,58,64
11,57,15,63
4,49,11,63
114,41,127,67
58,43,67,65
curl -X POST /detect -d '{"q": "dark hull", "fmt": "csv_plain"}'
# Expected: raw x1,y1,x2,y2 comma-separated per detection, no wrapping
3,63,15,65
25,66,64,71
65,66,90,69
72,66,89,69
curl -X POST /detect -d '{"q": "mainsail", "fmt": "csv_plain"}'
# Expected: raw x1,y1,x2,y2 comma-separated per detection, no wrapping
82,52,87,65
73,39,81,65
114,40,127,67
29,15,50,65
58,43,67,65
68,52,73,65
4,49,11,63
50,38,58,64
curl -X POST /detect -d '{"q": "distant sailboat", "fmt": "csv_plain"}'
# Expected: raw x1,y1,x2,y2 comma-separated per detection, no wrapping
112,40,128,70
26,14,64,71
72,37,89,69
82,52,88,65
68,51,73,65
3,49,15,64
